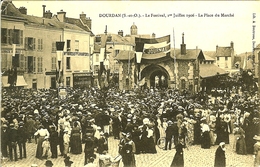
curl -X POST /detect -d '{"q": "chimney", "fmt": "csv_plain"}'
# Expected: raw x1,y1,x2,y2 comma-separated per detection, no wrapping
18,7,27,15
42,5,46,17
107,35,112,42
44,10,52,19
95,35,101,42
86,17,92,30
180,32,186,55
230,41,234,49
57,10,66,22
80,12,87,22
152,33,156,38
216,45,218,52
118,30,124,37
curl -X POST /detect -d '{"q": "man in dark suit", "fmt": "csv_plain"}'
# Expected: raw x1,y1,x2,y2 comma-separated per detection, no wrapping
1,124,9,158
8,123,18,161
17,121,27,159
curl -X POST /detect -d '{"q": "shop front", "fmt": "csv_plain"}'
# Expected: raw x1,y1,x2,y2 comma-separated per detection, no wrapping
73,72,93,88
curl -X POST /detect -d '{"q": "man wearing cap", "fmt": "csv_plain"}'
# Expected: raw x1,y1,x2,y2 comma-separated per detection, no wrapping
1,124,9,158
17,121,27,159
25,115,36,143
8,123,18,161
44,160,53,167
49,125,58,158
84,131,97,165
165,120,177,150
121,133,136,167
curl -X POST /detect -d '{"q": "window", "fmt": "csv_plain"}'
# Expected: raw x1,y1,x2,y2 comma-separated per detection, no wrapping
1,28,7,44
19,54,25,70
33,57,36,73
225,57,228,61
27,56,36,73
66,77,70,87
66,57,71,70
25,37,36,50
37,57,43,73
67,40,71,51
52,42,56,52
38,39,43,51
27,56,33,73
217,57,219,61
51,57,56,70
75,40,79,52
115,50,119,57
13,29,21,44
1,29,23,45
1,54,8,69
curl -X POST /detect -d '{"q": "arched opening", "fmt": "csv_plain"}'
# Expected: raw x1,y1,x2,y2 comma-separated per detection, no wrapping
140,65,170,89
150,70,168,88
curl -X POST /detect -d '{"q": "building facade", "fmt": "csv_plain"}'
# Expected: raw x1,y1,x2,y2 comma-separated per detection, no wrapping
215,41,235,73
1,1,94,89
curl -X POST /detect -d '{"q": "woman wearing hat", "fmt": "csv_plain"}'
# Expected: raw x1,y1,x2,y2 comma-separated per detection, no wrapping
34,125,50,159
253,134,260,167
233,123,247,155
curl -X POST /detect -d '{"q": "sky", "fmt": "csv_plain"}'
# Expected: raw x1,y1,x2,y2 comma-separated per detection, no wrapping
11,1,260,55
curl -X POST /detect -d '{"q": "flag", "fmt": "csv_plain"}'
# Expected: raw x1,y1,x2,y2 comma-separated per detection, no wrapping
12,44,16,57
135,35,171,59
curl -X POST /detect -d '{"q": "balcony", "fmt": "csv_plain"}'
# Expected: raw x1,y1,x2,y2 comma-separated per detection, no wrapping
64,52,89,56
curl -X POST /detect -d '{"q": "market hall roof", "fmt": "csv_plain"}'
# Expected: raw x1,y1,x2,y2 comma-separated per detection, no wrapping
170,48,205,60
200,64,229,78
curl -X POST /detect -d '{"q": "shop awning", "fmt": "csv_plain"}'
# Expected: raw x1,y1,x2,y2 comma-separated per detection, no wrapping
1,75,28,87
200,64,229,78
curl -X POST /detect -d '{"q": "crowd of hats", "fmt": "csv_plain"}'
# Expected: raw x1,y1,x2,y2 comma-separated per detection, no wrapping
1,87,260,159
1,87,260,130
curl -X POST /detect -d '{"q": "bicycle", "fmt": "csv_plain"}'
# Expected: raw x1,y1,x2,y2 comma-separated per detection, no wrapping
157,136,174,149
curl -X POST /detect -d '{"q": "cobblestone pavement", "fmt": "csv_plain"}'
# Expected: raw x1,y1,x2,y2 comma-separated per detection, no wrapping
1,134,254,167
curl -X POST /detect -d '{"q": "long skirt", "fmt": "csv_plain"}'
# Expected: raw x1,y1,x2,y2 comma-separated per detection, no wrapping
35,136,44,158
170,152,184,167
70,133,82,154
201,131,211,149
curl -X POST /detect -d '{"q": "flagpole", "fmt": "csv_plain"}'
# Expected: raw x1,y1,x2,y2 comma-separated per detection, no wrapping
173,28,177,89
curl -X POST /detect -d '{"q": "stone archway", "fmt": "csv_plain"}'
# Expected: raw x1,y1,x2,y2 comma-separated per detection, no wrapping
140,64,170,88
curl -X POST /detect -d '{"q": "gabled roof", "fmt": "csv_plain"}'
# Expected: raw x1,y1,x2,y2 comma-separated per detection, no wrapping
57,16,94,36
215,46,233,57
204,54,215,61
2,1,89,32
255,43,260,49
200,64,229,78
203,51,216,59
171,48,205,60
115,50,135,60
96,34,135,45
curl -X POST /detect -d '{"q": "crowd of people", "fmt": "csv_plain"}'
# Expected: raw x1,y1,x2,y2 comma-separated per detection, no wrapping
1,86,260,167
